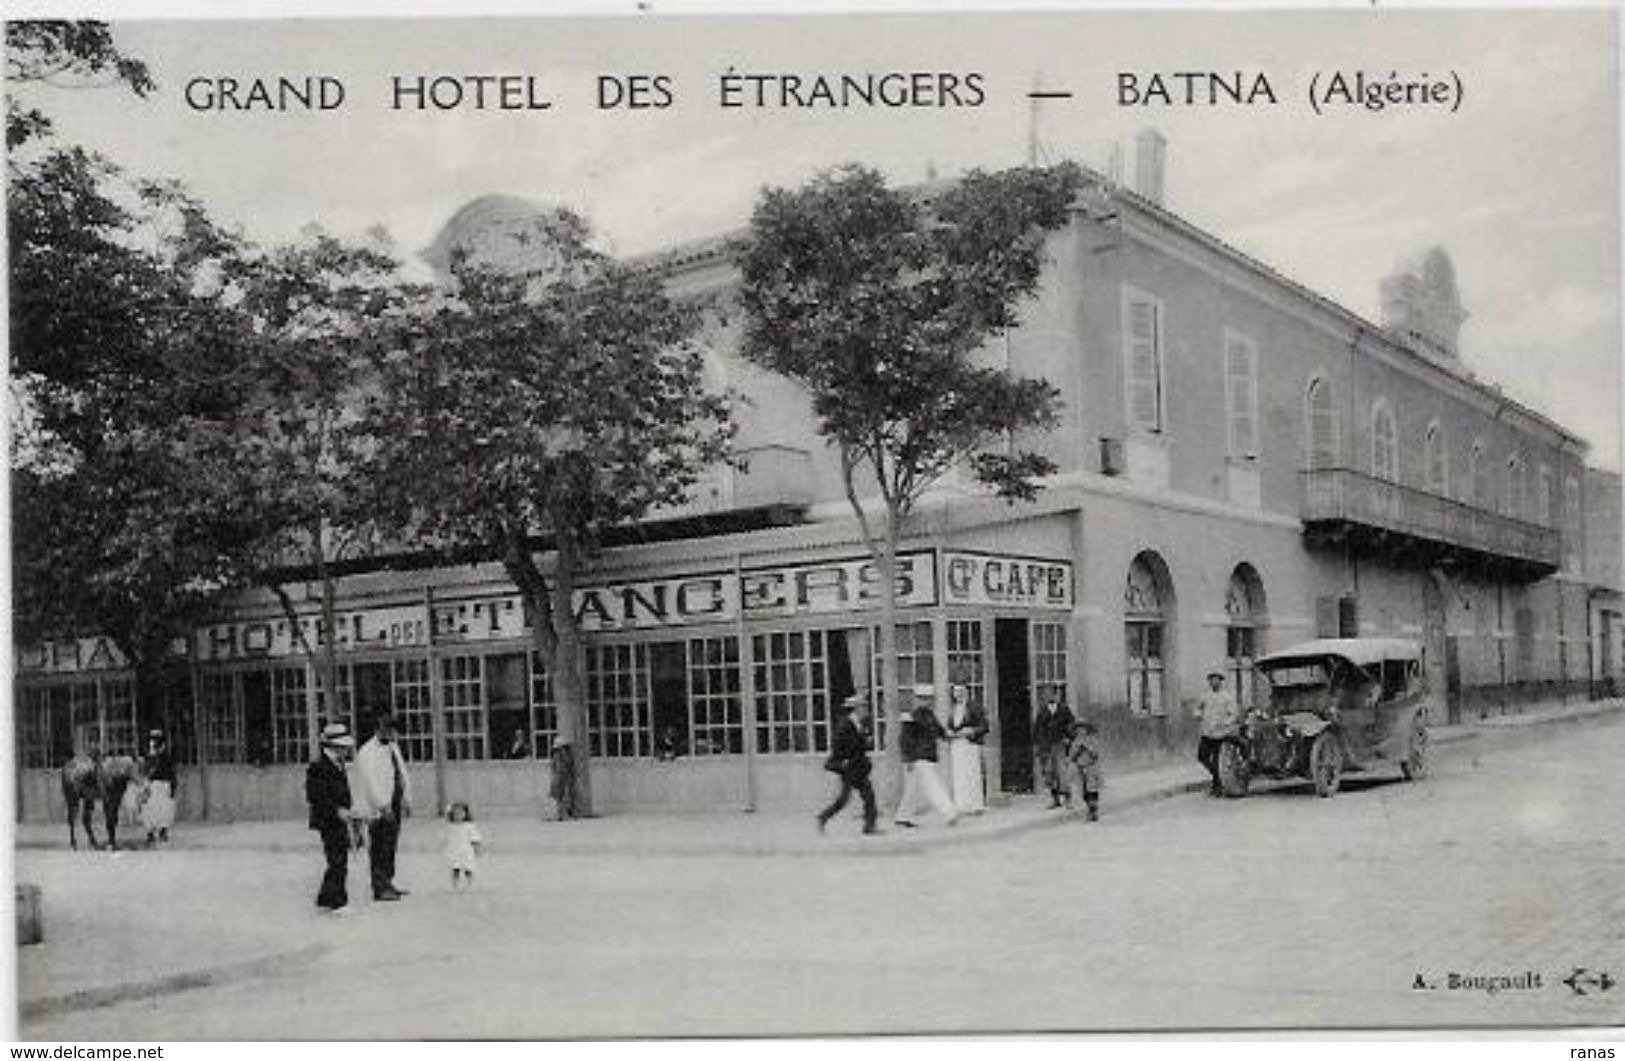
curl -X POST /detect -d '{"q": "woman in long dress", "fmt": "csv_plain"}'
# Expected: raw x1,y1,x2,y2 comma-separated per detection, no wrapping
140,730,177,846
945,683,989,814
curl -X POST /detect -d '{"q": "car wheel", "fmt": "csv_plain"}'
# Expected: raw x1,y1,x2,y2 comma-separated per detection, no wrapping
1400,721,1430,781
1216,740,1251,797
1310,731,1343,798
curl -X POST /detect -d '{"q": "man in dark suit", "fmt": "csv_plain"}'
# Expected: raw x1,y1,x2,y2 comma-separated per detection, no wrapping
817,695,880,835
306,722,356,915
1033,692,1077,808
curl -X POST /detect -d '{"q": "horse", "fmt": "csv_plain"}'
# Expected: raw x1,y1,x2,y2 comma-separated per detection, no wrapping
61,753,143,851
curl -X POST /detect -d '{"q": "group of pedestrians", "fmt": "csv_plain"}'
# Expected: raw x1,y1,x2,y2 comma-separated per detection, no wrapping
305,711,481,916
817,684,1103,835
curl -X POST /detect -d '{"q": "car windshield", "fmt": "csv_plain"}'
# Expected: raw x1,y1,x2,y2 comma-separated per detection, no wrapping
1261,663,1326,689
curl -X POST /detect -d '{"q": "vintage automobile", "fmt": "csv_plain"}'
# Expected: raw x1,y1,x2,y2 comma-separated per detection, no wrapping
1216,637,1433,798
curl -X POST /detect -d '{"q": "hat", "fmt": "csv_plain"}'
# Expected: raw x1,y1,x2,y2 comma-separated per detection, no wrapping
841,692,866,708
320,722,355,749
1206,665,1227,679
147,729,166,740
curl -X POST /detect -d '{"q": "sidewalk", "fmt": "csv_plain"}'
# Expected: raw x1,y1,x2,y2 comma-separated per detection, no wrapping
14,695,1623,859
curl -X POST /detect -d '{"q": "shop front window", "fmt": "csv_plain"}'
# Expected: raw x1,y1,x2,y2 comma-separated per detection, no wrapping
754,629,831,755
867,622,931,750
270,666,309,765
391,659,433,762
688,636,743,756
529,653,559,758
486,652,532,760
1225,564,1267,709
441,655,485,761
946,619,985,714
1032,622,1068,710
19,686,53,768
201,672,241,763
588,642,651,758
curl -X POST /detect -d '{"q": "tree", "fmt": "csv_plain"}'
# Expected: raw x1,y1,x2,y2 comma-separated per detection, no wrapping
9,22,268,738
363,210,735,815
736,162,1080,793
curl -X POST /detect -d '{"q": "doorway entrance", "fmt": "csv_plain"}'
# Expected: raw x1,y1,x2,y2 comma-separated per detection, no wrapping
995,618,1033,793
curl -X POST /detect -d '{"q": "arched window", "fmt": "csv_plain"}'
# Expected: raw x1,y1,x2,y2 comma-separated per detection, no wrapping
1538,465,1553,526
1469,441,1489,509
1506,455,1525,518
1565,476,1582,569
1370,401,1397,482
1306,377,1340,470
1124,552,1173,717
1424,422,1448,497
1224,564,1267,708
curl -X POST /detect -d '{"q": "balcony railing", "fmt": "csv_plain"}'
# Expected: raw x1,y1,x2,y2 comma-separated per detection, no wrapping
1301,467,1560,572
658,443,816,519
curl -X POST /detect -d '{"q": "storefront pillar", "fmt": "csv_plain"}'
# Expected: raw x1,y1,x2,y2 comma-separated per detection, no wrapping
190,644,210,821
735,553,758,813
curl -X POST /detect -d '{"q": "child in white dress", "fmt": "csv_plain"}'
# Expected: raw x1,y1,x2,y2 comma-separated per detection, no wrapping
445,802,481,890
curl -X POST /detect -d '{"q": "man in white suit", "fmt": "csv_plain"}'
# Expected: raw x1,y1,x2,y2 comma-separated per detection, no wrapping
355,712,412,901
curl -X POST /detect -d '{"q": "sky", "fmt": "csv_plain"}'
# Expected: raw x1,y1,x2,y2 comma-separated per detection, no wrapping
9,7,1621,467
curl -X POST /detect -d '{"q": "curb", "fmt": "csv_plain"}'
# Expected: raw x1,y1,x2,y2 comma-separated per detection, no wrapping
19,941,330,1023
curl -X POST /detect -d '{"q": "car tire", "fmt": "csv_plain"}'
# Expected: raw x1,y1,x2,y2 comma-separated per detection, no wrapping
1310,731,1343,798
1400,721,1430,781
1216,740,1250,798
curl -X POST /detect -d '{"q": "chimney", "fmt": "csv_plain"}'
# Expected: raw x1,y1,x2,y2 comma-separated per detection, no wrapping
1134,128,1167,206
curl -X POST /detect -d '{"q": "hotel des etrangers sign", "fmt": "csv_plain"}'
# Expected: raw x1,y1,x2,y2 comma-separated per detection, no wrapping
188,549,1073,661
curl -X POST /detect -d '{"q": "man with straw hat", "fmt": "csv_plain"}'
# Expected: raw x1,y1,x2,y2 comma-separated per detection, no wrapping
306,722,356,915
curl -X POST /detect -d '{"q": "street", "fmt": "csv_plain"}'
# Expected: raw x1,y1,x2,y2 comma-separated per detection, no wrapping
19,712,1625,1038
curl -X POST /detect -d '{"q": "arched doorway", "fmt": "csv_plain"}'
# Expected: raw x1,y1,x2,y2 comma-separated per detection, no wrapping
1225,564,1267,708
1125,552,1174,716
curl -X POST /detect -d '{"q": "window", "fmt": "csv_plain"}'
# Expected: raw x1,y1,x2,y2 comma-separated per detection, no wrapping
1224,331,1259,458
1031,622,1068,711
441,655,485,761
1225,565,1267,708
754,629,831,755
19,686,52,769
588,642,651,758
100,679,136,757
1505,455,1525,519
867,622,932,750
1370,401,1397,482
946,619,985,715
688,636,743,756
1124,288,1164,433
1424,422,1448,496
1469,442,1489,508
391,659,433,762
486,652,531,760
270,666,309,765
1565,476,1582,569
201,672,241,764
1538,465,1553,526
1125,552,1171,716
529,653,559,758
1306,377,1339,470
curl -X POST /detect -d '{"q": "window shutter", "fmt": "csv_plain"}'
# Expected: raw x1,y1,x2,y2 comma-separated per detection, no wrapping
1315,595,1339,638
1126,298,1161,431
1308,383,1338,470
1225,335,1256,457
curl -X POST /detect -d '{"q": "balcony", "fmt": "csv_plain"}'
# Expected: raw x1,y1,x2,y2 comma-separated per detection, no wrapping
656,443,817,522
1301,467,1560,578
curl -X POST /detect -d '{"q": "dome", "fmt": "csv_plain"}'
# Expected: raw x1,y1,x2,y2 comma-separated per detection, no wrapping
421,194,561,279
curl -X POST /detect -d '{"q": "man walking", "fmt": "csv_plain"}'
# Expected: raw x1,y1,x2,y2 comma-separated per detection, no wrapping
894,687,958,828
356,712,411,901
305,722,355,915
1033,692,1076,808
817,695,880,835
1193,668,1241,795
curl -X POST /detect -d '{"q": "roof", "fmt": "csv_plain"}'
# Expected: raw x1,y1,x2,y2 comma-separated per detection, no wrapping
1255,638,1422,669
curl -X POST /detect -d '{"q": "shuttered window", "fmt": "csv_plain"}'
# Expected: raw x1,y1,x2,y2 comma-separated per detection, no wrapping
1371,402,1397,481
1425,423,1448,496
1306,377,1339,470
1124,289,1163,433
1224,331,1258,458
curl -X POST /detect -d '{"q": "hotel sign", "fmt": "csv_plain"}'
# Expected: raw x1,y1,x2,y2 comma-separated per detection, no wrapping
193,551,940,659
17,637,131,675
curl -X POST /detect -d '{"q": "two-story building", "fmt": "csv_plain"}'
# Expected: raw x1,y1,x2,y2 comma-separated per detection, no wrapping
15,138,1620,821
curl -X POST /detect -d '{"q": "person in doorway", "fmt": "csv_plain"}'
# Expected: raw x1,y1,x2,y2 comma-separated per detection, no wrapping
817,695,879,835
1193,668,1241,796
1033,692,1076,808
306,723,356,915
894,688,959,828
355,712,411,901
506,729,532,760
945,683,989,815
1067,719,1103,822
140,730,177,846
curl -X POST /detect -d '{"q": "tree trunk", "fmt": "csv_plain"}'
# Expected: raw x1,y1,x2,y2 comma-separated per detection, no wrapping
876,515,904,808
